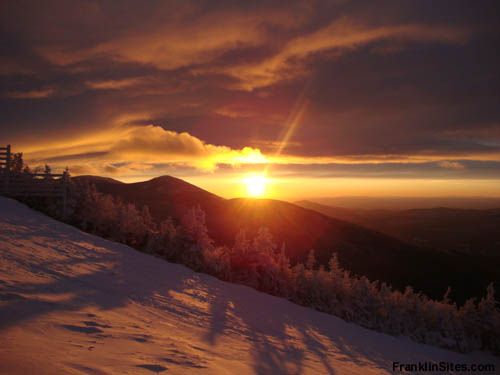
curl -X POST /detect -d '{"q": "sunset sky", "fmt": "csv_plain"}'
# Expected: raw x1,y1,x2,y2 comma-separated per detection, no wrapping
1,1,499,199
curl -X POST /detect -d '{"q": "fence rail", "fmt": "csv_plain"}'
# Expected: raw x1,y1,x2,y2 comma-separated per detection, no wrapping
0,144,70,217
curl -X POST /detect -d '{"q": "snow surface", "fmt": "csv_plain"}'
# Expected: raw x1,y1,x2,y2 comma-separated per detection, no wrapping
0,197,498,375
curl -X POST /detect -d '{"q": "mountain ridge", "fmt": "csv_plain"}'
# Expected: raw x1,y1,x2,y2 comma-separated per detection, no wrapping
295,199,500,258
73,175,499,302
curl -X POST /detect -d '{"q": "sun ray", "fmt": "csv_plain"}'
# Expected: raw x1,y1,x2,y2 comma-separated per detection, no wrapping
264,77,314,180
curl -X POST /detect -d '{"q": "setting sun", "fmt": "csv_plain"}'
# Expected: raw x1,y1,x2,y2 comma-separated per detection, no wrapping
243,175,268,197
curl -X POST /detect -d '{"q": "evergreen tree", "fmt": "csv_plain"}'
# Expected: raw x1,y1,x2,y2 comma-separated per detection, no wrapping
183,205,214,253
9,152,24,174
306,249,316,271
233,229,250,255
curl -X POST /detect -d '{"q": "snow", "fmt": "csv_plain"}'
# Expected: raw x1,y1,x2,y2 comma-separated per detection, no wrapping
0,197,498,375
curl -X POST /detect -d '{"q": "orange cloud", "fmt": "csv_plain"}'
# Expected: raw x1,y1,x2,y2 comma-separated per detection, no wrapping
34,5,472,94
284,21,469,57
111,125,268,170
23,125,268,174
438,160,466,170
38,6,306,70
229,20,471,89
5,88,55,99
86,78,144,90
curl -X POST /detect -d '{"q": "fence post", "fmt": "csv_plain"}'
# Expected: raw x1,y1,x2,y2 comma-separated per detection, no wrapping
61,170,69,220
4,144,11,195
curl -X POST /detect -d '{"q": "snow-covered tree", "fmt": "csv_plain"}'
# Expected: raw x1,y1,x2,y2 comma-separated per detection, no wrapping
306,249,316,271
9,152,24,174
252,227,276,260
233,229,250,255
182,205,214,254
476,283,500,352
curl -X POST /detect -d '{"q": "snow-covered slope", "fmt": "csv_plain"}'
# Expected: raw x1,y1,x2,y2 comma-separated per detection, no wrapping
0,197,497,375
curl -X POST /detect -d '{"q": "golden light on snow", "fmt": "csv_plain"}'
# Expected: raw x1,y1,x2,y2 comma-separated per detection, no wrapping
243,175,268,197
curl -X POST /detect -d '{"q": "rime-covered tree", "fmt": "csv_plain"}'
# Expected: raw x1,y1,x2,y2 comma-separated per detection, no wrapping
476,283,500,352
233,229,250,255
9,152,24,174
183,205,214,253
306,249,316,271
252,227,276,260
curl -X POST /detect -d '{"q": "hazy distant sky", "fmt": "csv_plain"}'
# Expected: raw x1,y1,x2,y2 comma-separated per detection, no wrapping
1,1,499,198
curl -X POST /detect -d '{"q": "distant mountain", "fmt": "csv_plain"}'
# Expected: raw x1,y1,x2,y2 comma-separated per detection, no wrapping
75,175,224,222
296,200,500,258
76,175,125,185
74,175,499,302
310,196,500,210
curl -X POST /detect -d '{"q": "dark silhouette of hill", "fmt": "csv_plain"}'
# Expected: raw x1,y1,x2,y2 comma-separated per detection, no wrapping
75,175,224,222
76,175,125,185
73,175,498,303
296,200,500,258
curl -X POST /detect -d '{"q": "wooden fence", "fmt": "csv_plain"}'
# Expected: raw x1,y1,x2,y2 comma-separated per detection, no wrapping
0,145,70,216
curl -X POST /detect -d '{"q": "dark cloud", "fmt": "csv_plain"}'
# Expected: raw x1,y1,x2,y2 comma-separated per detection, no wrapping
205,160,500,180
40,151,109,164
265,160,500,179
